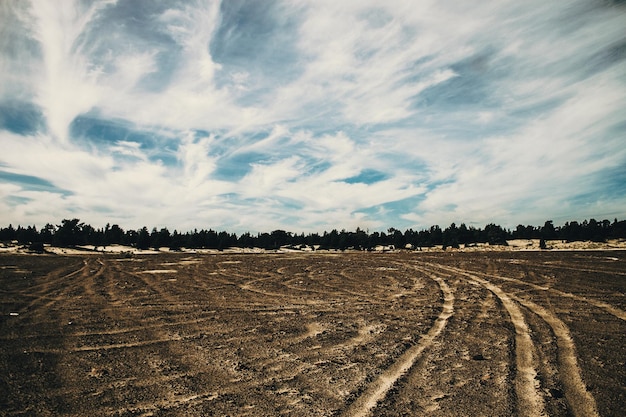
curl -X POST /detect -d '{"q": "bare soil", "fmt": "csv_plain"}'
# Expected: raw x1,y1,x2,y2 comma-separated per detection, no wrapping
1,251,624,416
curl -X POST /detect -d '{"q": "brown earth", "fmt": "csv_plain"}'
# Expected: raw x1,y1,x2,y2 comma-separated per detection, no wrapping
0,251,624,416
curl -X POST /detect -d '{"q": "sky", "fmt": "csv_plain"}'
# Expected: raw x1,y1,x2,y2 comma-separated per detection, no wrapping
1,0,625,234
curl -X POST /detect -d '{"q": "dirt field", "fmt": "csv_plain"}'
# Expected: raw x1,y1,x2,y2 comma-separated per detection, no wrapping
1,251,624,416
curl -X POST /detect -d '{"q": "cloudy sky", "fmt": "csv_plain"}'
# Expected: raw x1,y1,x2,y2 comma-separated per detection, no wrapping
1,0,625,233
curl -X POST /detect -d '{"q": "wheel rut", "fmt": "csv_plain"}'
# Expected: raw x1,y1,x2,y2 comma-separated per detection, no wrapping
459,274,546,416
446,263,626,322
512,295,601,417
341,270,454,417
2,252,621,416
425,262,601,417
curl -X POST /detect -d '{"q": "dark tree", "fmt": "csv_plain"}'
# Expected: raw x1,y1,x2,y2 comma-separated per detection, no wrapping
136,227,151,250
28,242,45,253
54,219,83,246
2,217,626,252
610,219,626,239
484,223,508,245
238,232,254,248
169,231,184,251
389,228,405,249
512,224,536,239
271,230,292,248
0,224,17,241
541,221,557,240
458,223,471,245
16,225,38,245
151,227,171,250
39,224,55,244
104,224,125,246
429,225,443,246
442,223,460,249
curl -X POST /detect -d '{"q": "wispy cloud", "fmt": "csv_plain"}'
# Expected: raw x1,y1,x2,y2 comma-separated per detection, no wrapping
1,0,624,232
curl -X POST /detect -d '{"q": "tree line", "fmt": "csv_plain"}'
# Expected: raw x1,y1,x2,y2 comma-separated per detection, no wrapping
1,218,625,252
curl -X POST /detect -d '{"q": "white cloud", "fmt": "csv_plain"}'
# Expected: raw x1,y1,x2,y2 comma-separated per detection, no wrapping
110,141,147,161
176,131,217,188
25,0,115,142
113,52,158,89
264,1,469,126
1,0,624,233
412,66,626,228
232,129,425,229
238,156,303,199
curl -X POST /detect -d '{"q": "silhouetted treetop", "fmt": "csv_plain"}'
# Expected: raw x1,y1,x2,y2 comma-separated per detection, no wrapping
1,218,624,251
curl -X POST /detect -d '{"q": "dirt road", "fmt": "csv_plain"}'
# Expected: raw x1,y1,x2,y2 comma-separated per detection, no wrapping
1,251,624,416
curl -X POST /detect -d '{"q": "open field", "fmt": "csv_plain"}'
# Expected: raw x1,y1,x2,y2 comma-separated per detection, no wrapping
1,251,624,416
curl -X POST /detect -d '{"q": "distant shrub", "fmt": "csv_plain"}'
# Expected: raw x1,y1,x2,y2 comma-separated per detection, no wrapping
28,242,45,253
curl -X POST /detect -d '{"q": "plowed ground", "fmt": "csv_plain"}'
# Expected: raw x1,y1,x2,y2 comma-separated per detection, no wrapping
1,251,624,416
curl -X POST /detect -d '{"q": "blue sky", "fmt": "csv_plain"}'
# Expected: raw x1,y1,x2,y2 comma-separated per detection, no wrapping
1,0,625,233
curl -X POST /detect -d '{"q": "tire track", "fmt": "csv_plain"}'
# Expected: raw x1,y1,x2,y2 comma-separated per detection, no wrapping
20,259,87,294
218,262,369,303
20,259,92,313
63,257,224,415
285,267,391,303
527,261,626,277
512,296,601,417
4,252,616,416
341,271,454,417
0,314,219,341
294,266,428,360
27,336,183,353
472,279,546,417
427,262,600,417
446,262,626,322
210,261,309,301
448,270,546,417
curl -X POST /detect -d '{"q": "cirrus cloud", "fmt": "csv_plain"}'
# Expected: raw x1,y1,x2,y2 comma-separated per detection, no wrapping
1,0,624,233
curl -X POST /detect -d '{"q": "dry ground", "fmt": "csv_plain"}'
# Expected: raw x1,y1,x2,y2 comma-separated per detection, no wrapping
1,251,624,416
